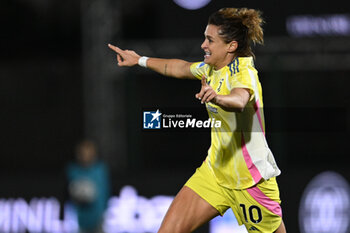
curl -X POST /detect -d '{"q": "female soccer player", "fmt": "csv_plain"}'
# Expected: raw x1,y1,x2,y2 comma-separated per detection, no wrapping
108,7,286,233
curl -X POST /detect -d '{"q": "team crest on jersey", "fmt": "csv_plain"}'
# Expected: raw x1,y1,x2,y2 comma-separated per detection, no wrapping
143,109,162,129
217,78,224,92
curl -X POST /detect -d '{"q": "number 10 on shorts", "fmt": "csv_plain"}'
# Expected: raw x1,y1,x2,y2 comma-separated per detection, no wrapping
239,204,262,224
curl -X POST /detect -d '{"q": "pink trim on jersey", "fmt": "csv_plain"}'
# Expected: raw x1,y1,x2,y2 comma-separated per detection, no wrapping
253,100,265,135
247,186,282,217
241,133,262,184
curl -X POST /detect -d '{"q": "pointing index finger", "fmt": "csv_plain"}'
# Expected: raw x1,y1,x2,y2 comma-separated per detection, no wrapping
108,44,123,54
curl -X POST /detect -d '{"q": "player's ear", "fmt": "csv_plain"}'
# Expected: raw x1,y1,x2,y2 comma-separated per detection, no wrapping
228,41,238,53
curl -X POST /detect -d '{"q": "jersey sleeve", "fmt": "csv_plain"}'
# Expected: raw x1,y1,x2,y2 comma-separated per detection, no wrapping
229,63,258,101
190,62,208,80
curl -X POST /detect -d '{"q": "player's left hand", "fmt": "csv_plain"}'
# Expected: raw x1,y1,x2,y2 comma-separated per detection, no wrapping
108,44,140,67
195,76,217,104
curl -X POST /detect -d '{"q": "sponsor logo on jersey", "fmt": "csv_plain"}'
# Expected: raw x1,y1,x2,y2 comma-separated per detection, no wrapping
197,62,205,68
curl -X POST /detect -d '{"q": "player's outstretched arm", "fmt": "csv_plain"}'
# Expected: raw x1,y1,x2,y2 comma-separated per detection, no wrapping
108,44,196,80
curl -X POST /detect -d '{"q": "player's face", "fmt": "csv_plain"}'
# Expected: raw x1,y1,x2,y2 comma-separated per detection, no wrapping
201,24,236,70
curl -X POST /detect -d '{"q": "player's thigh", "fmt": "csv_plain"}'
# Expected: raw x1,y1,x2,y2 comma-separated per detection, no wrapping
158,186,219,233
274,220,286,233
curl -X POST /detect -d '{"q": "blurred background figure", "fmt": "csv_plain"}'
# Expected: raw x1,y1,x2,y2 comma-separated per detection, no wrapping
65,139,111,233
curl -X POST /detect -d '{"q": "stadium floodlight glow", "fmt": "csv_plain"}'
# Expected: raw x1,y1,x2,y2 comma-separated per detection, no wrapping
173,0,211,10
299,171,350,233
286,14,350,37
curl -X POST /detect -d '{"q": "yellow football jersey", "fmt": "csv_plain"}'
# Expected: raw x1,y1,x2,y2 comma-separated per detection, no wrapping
190,57,281,189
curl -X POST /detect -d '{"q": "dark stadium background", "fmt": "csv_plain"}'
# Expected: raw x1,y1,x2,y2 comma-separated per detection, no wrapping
1,0,349,232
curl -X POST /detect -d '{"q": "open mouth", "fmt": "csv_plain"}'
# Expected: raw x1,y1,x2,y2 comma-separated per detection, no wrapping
204,51,211,59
